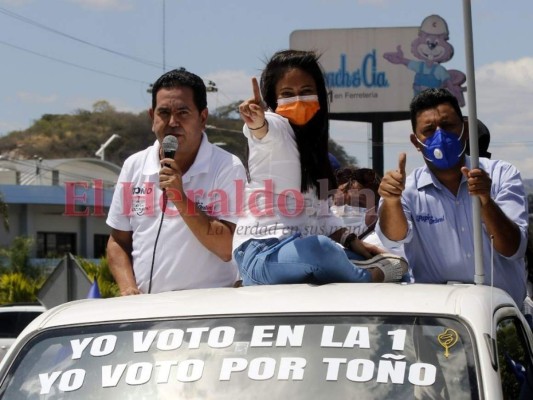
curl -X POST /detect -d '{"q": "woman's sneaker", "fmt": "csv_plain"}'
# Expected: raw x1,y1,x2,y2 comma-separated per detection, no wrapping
352,253,408,282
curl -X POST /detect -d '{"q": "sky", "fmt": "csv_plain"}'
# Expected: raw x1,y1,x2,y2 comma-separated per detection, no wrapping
1,0,532,178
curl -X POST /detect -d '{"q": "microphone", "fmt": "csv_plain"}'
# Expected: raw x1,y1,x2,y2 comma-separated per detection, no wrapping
162,135,178,165
161,136,178,211
151,135,178,294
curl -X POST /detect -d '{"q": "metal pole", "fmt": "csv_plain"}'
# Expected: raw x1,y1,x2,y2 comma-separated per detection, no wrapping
371,120,384,178
162,0,166,72
462,0,484,284
66,254,73,301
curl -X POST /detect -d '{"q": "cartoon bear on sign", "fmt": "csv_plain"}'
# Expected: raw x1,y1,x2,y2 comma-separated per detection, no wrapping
383,14,466,106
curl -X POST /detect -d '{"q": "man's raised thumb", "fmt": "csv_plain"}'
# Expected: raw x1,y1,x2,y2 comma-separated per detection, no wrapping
398,152,407,176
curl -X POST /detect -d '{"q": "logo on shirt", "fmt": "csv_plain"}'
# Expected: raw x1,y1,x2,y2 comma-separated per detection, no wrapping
132,197,150,216
123,183,156,217
132,186,153,195
416,214,445,225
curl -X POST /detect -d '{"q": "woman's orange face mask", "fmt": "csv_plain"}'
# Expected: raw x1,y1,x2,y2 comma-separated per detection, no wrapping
275,95,320,126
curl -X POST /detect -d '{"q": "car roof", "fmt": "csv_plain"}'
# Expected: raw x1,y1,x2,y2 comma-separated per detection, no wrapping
0,304,46,312
27,283,515,333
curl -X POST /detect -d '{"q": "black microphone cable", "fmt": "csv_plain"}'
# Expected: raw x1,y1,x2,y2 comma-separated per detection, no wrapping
148,135,177,294
148,192,167,294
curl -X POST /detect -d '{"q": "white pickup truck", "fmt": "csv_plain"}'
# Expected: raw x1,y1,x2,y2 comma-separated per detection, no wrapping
0,303,45,363
0,283,531,399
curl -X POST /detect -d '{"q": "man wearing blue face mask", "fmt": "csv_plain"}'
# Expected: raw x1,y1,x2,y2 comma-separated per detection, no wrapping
376,88,529,310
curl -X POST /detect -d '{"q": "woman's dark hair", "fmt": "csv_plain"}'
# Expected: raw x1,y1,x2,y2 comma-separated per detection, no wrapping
260,49,336,197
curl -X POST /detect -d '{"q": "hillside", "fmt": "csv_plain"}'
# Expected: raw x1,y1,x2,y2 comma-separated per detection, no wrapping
1,101,532,202
1,101,531,217
0,100,356,169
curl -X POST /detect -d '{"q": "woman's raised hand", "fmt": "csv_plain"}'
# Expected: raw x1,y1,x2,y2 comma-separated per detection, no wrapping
239,77,266,130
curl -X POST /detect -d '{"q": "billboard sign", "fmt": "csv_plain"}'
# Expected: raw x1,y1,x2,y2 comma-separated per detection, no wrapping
290,16,466,115
291,27,418,114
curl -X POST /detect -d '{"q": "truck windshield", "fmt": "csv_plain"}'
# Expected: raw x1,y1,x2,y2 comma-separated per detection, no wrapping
0,314,478,399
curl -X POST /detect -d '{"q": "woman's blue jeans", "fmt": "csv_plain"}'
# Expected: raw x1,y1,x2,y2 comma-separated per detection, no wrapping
233,234,371,286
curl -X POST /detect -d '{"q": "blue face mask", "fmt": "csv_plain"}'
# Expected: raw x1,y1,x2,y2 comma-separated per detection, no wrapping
416,124,466,170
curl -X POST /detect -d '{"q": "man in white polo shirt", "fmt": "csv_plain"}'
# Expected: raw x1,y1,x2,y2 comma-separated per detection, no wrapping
106,69,246,295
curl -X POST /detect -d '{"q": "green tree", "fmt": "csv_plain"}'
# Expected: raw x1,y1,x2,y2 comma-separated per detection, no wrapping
328,139,358,167
0,236,45,304
0,272,43,304
77,256,119,298
92,100,116,113
0,236,34,275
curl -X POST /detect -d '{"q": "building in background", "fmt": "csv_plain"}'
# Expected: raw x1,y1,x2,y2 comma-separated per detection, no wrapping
0,158,119,264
